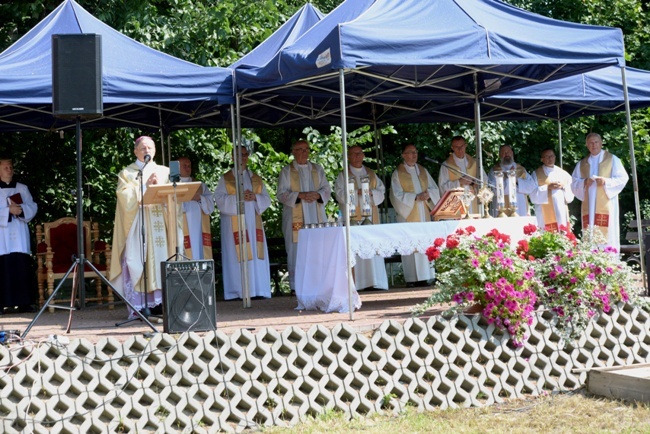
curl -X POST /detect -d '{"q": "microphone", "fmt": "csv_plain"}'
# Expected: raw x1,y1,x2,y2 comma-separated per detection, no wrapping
423,156,441,165
143,154,152,163
137,154,152,179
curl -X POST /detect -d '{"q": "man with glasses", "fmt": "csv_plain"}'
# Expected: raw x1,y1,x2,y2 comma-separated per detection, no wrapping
390,144,440,287
277,140,331,293
529,148,574,232
438,136,487,215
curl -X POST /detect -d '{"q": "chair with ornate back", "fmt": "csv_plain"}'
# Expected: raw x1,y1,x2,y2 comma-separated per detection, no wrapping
35,217,113,312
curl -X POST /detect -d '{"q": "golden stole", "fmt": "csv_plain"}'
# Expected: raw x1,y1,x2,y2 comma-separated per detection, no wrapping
290,164,324,243
493,163,527,209
224,170,265,261
535,167,560,232
396,163,431,222
444,154,479,210
579,151,613,238
349,168,380,224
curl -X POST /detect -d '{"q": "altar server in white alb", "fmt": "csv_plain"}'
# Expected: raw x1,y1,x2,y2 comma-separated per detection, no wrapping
277,140,331,292
529,148,574,232
214,147,272,300
178,157,214,260
0,158,38,314
335,145,388,290
571,133,628,252
438,135,488,215
488,144,535,216
389,144,440,286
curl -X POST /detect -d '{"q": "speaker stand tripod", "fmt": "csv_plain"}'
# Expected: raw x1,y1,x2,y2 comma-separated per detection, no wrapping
22,118,157,339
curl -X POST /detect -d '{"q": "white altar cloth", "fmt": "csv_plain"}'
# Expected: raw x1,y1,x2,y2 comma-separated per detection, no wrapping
295,217,536,313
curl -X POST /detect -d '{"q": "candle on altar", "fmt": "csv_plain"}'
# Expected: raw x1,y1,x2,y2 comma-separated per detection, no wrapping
360,176,371,216
347,180,357,216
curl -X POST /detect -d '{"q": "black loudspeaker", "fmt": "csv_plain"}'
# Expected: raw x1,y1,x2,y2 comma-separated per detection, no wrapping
52,34,103,119
161,260,217,333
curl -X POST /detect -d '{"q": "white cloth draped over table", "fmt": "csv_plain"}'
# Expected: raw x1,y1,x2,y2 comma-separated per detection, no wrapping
277,161,331,291
295,217,536,313
214,169,272,300
334,166,388,290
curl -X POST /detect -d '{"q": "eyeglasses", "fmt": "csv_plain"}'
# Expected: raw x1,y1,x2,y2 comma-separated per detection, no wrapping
293,148,309,152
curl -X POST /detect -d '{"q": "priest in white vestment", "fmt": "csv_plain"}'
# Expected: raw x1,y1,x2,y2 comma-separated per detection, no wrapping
214,147,272,300
571,133,629,252
277,140,331,292
438,136,488,215
529,148,574,232
335,145,388,290
0,158,38,313
110,136,182,317
178,157,214,260
389,144,440,285
488,144,535,216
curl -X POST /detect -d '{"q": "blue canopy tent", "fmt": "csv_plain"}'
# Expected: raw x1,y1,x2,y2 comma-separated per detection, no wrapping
233,0,630,315
0,0,234,139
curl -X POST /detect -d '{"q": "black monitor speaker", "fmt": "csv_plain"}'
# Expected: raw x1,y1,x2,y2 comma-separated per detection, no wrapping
161,260,217,333
52,34,103,119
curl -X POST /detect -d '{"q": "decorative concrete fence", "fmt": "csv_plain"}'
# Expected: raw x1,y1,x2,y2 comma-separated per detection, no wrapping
1,303,649,433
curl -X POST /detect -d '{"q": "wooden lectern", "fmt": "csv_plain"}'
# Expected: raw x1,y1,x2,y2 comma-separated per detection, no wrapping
430,188,468,221
143,181,202,257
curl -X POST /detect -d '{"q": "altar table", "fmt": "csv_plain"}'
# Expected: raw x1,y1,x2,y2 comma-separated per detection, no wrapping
294,217,536,313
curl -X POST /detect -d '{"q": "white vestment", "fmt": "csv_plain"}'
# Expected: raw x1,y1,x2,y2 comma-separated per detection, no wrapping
0,182,37,255
570,151,628,252
529,165,574,230
110,161,183,315
277,161,331,291
389,164,440,283
180,176,214,260
214,169,272,300
438,155,488,214
488,162,535,216
335,166,389,290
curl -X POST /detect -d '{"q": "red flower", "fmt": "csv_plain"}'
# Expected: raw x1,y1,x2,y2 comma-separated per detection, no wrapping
516,240,529,258
434,237,445,247
465,225,476,234
445,235,460,249
426,246,441,261
523,223,538,235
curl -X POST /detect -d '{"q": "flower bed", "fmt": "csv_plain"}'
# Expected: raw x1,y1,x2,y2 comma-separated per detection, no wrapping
414,223,647,346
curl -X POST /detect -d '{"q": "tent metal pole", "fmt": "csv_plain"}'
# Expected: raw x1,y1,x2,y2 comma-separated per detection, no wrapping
340,69,355,320
621,67,647,293
371,104,387,222
557,104,563,169
473,73,485,215
234,96,251,307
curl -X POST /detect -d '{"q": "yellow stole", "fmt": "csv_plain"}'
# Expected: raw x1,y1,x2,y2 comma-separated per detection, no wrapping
493,163,527,209
224,170,265,261
181,180,212,260
289,163,324,243
535,167,560,232
396,163,431,222
579,151,613,238
349,167,380,224
444,154,479,210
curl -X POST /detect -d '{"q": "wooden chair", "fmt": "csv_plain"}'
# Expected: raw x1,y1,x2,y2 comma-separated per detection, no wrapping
35,217,113,312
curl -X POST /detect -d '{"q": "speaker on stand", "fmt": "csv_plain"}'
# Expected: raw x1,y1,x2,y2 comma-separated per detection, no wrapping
161,260,217,333
52,34,103,119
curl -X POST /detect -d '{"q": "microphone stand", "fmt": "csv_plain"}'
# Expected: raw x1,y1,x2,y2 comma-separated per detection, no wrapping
424,156,494,189
116,157,153,326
